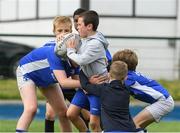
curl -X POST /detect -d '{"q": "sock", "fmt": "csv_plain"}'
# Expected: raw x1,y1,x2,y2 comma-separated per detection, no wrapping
45,119,55,132
16,129,27,133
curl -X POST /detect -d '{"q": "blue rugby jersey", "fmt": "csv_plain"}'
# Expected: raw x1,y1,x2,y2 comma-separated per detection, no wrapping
105,49,112,62
19,42,79,87
125,71,170,104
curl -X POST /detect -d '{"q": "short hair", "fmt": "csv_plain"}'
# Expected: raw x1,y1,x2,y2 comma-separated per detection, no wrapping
79,10,99,31
112,49,138,71
109,61,128,81
53,16,72,33
73,8,87,18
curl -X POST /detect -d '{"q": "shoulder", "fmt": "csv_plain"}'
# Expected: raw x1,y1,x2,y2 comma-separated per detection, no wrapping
43,40,56,47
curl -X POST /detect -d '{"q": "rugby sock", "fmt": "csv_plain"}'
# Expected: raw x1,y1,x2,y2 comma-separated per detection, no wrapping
45,119,55,132
16,129,27,133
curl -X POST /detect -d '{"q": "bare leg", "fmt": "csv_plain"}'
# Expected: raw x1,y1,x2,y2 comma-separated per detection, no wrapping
41,84,72,132
67,104,88,132
89,114,101,132
16,83,37,130
46,102,56,120
133,108,155,129
81,109,90,127
45,102,55,132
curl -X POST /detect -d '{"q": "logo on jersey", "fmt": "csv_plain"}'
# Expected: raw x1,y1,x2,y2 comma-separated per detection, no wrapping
23,76,29,81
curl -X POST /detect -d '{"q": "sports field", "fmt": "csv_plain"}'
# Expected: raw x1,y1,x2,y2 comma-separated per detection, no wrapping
0,120,180,132
0,79,180,132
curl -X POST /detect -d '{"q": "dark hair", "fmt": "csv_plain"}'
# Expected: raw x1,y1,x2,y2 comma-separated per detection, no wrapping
112,49,138,71
73,8,87,18
79,10,99,31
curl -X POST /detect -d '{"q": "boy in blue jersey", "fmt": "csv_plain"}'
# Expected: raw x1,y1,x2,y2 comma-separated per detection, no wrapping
79,61,138,132
43,16,76,132
65,10,109,132
15,16,81,132
112,49,174,130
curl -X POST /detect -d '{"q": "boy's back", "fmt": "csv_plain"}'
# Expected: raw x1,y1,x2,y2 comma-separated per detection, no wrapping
126,70,170,104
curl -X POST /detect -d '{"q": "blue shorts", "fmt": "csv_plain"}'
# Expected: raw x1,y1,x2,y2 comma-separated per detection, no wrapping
71,89,101,116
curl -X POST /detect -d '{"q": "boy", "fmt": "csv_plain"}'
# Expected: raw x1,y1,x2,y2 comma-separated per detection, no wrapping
112,49,174,130
66,10,109,132
73,8,112,71
16,16,80,132
44,16,75,132
79,61,137,132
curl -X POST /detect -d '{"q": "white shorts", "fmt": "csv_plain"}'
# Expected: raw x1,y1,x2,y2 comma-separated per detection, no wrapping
145,96,174,122
16,66,35,90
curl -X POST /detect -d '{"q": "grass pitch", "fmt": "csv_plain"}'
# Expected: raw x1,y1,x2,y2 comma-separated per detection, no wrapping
0,120,180,132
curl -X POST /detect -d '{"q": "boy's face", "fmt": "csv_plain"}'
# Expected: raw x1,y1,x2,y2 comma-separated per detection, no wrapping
54,23,72,38
77,17,89,38
73,15,79,31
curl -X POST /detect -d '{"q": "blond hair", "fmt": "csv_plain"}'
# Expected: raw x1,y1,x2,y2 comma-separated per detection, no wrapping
109,61,128,81
53,16,72,33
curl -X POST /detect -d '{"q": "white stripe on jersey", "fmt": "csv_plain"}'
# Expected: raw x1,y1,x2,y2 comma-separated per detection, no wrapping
20,59,49,75
131,81,166,100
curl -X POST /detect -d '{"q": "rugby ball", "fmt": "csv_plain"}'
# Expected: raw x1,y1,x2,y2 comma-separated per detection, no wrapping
54,33,81,59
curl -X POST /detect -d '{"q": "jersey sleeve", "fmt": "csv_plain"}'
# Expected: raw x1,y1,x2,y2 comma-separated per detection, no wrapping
67,40,104,65
125,75,136,86
47,47,65,70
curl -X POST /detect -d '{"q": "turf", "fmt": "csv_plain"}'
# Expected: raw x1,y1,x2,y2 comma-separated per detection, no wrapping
0,120,179,132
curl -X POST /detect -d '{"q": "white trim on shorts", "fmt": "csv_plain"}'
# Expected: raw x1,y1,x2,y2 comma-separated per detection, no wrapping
145,96,174,122
16,66,35,90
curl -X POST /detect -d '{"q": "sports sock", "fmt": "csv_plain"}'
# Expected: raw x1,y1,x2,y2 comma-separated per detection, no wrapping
45,119,55,132
16,129,27,133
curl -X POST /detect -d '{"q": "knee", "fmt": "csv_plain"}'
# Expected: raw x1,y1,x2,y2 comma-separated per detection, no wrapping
89,121,98,131
66,110,77,121
24,105,37,117
56,109,67,118
46,111,55,120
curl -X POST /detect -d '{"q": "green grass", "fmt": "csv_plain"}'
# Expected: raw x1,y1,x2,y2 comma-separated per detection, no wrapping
0,120,77,132
0,120,179,132
0,79,45,99
0,79,180,100
0,120,180,132
147,121,180,132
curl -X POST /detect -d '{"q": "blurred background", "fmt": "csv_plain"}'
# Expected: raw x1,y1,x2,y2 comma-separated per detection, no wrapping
0,0,180,132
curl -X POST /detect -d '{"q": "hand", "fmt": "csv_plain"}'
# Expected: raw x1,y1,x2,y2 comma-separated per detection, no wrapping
89,74,109,84
56,33,65,42
66,39,77,49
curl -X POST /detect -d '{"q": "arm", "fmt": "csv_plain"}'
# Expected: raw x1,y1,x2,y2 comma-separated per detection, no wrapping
79,70,104,96
67,40,103,65
48,48,81,89
53,70,81,88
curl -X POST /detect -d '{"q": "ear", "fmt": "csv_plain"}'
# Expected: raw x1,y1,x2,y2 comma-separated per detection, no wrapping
87,23,93,30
